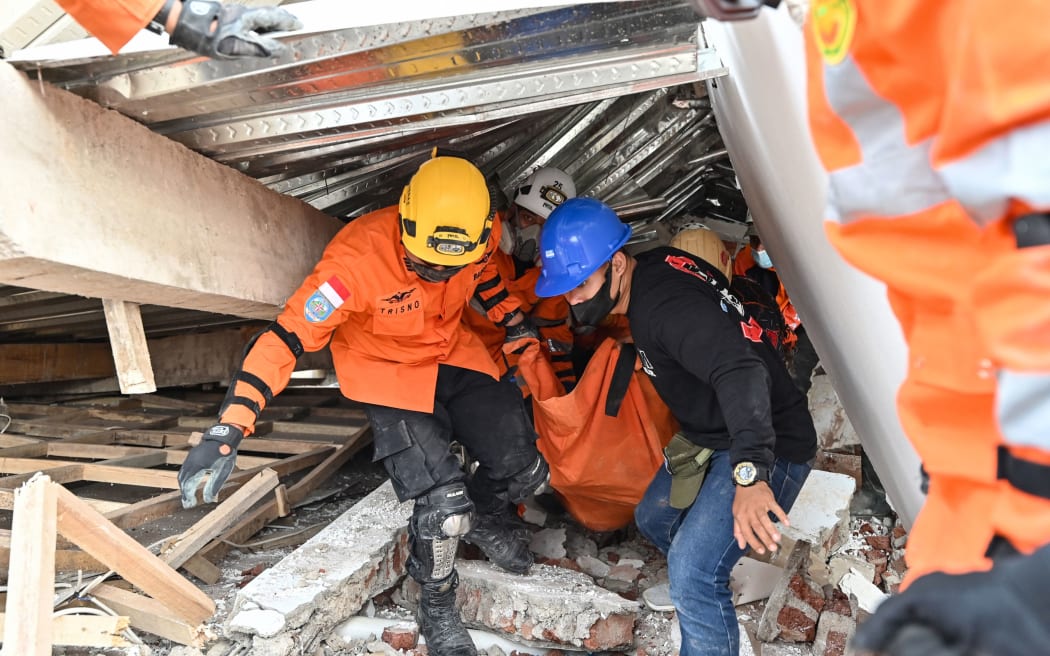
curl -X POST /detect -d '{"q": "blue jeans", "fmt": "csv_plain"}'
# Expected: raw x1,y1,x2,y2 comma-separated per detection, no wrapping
635,449,812,656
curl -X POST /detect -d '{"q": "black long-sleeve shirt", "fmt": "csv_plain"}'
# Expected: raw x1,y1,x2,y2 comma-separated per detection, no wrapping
628,247,816,470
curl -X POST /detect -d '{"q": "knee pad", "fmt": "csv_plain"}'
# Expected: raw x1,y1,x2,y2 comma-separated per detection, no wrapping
409,483,475,582
506,455,551,503
413,482,475,539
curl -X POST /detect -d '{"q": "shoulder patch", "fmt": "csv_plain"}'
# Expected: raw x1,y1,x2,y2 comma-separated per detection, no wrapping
304,276,350,323
812,0,856,66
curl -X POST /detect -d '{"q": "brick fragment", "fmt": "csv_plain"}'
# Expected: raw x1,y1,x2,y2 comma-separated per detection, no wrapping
777,606,817,642
381,624,418,651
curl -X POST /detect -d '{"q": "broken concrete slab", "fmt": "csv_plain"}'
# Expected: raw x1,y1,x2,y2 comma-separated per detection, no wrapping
401,561,640,651
529,527,567,560
226,480,412,655
839,568,887,614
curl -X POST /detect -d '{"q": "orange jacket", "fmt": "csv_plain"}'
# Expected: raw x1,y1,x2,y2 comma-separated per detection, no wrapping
807,0,1050,579
220,206,521,430
733,246,801,335
55,0,165,53
462,248,575,392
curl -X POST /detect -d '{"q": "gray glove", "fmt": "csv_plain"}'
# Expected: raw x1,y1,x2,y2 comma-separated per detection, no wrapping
177,423,244,508
504,312,540,353
159,0,302,59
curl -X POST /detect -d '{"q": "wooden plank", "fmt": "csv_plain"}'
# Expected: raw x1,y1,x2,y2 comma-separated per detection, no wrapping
0,434,41,448
88,584,206,647
162,469,279,570
0,613,129,648
182,554,222,585
0,530,108,575
105,446,334,530
0,343,116,385
45,443,157,460
2,475,58,656
202,426,371,562
80,464,178,489
270,420,364,437
0,465,84,492
3,421,117,439
112,429,192,448
104,300,156,395
162,450,279,470
53,484,215,625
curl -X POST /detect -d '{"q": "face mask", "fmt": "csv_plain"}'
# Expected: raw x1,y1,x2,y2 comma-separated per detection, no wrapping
570,265,620,334
513,223,542,264
406,258,464,283
754,248,773,269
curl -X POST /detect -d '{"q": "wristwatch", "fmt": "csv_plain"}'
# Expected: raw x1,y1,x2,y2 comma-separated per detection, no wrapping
733,461,769,486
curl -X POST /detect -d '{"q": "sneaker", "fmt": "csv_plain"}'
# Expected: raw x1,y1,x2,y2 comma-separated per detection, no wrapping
642,583,676,612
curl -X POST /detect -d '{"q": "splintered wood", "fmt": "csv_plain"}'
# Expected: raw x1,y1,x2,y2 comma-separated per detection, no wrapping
0,389,371,652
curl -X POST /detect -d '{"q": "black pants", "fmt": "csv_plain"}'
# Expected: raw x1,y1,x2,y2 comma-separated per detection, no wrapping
362,364,539,514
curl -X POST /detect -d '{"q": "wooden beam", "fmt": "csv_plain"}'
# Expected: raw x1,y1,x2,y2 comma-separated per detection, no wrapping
0,343,115,385
53,484,215,625
161,469,279,570
0,63,343,319
1,475,58,656
0,613,129,648
103,301,159,395
88,584,206,648
202,426,371,562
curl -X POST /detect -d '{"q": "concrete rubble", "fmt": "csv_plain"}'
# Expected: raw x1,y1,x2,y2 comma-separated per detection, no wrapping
208,375,904,656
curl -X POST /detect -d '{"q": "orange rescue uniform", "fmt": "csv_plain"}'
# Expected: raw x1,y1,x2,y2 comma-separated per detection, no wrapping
806,0,1050,581
219,206,521,430
55,0,165,54
462,246,575,394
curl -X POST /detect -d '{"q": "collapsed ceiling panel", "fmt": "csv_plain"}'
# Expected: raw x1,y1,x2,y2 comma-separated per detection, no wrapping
4,1,750,348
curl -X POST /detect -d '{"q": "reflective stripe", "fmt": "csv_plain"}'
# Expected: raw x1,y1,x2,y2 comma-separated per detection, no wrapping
997,369,1050,449
940,119,1050,226
823,56,953,224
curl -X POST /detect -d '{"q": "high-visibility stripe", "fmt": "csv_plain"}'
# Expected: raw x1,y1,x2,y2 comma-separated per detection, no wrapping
940,119,1050,226
822,56,952,224
997,370,1050,450
822,56,1050,227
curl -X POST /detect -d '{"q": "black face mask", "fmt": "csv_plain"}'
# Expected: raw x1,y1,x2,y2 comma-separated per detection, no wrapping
570,264,620,335
406,258,464,283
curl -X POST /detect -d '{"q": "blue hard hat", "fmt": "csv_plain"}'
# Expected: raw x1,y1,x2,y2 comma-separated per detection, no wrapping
535,198,631,297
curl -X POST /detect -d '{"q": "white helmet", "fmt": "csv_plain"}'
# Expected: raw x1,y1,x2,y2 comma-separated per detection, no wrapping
514,167,577,220
502,167,577,263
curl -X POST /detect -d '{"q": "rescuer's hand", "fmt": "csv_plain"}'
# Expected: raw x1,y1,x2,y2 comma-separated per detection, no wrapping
177,423,245,508
851,544,1050,656
503,312,540,354
732,481,788,555
162,1,302,59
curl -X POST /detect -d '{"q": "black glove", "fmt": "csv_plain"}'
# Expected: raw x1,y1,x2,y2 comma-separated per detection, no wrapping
503,312,540,354
159,0,302,59
177,423,244,508
852,544,1050,656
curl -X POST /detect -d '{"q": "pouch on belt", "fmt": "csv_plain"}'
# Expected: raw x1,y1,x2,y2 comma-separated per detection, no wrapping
663,432,715,509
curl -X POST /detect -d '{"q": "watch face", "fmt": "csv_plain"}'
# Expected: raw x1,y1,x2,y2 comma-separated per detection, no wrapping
734,462,757,485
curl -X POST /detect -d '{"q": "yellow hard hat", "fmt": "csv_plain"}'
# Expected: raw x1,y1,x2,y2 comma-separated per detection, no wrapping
670,227,733,280
400,155,492,266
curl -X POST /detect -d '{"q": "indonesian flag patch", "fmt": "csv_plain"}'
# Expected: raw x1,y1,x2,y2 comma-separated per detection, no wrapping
304,275,350,323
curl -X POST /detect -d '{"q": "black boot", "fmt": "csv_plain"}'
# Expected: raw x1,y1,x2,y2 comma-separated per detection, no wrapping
464,510,533,574
418,572,476,656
